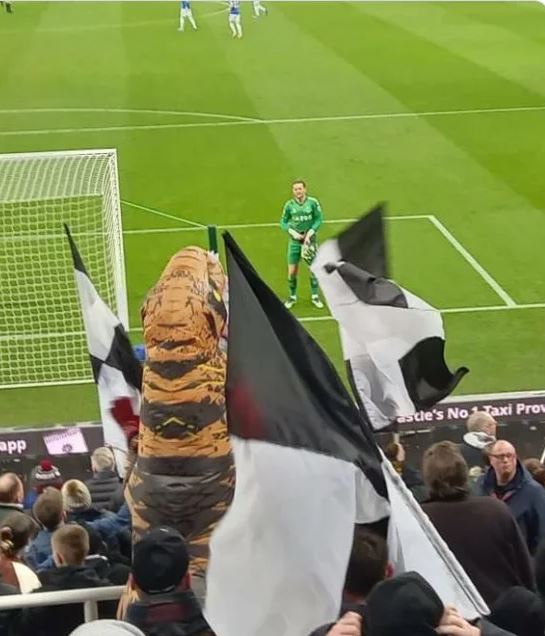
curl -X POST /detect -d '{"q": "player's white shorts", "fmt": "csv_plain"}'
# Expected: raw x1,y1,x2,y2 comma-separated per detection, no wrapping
181,7,193,17
229,14,241,24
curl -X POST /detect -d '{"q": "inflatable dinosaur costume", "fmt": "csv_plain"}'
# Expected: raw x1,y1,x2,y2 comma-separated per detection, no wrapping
126,246,235,579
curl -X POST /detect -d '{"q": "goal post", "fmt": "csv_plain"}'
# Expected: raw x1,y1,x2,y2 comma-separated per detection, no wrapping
0,149,128,389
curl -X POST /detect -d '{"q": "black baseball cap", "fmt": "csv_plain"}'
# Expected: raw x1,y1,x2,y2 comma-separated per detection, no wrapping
132,527,189,595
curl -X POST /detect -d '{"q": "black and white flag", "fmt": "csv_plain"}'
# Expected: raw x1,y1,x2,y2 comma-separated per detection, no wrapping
204,234,486,636
65,226,142,475
312,205,468,431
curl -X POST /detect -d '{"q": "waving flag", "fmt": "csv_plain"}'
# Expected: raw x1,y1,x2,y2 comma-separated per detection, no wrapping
204,233,486,636
312,205,468,430
65,225,142,476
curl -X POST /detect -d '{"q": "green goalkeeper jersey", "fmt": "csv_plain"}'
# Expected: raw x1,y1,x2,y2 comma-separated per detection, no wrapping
280,196,323,238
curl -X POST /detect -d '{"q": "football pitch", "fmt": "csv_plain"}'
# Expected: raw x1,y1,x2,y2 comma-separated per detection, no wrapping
1,0,545,428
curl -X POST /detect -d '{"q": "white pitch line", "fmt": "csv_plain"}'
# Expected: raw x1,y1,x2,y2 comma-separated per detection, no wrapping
1,4,229,34
122,200,207,229
298,302,545,323
2,105,545,137
0,215,424,242
4,302,544,341
428,215,516,307
119,214,430,235
0,107,259,123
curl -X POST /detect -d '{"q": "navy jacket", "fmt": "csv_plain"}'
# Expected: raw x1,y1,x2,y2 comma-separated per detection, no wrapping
476,462,545,554
25,527,56,571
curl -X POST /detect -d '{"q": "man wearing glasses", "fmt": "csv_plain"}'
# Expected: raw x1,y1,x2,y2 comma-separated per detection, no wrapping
477,439,545,555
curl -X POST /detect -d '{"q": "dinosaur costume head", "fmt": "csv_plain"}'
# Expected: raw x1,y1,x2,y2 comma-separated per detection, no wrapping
126,246,234,578
142,247,227,364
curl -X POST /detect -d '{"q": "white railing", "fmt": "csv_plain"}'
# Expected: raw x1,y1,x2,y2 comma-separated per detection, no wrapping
0,585,125,622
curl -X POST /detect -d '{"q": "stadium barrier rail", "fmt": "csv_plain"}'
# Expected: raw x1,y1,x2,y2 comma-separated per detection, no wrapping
0,584,125,622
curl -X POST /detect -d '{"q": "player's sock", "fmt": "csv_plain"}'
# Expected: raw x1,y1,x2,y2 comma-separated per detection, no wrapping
310,273,320,297
288,274,297,298
189,15,197,29
237,24,243,38
229,22,237,37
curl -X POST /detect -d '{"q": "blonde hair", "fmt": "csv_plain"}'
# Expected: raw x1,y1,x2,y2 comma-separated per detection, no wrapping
52,525,89,566
91,447,116,473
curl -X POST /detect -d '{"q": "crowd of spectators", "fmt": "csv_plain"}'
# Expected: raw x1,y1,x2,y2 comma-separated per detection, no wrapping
1,415,545,636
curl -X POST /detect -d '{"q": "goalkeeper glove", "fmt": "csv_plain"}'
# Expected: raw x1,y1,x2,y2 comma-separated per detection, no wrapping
302,241,317,265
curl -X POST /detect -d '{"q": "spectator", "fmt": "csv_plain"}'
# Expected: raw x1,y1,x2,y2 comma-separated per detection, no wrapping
0,473,26,525
23,460,63,511
476,440,545,554
309,528,391,636
524,459,545,488
15,524,113,636
0,575,18,636
25,487,64,571
0,511,41,592
422,441,534,605
83,523,130,585
384,441,427,502
70,620,145,635
364,572,511,636
364,572,444,636
460,411,496,479
489,587,545,636
62,479,127,548
86,447,121,511
123,527,213,636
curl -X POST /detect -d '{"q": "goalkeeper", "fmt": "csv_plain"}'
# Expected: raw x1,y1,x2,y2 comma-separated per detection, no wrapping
280,180,324,309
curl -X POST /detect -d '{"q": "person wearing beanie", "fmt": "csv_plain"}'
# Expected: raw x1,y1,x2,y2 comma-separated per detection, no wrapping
25,487,65,571
489,587,545,636
122,527,214,636
70,620,145,636
364,572,444,636
364,572,516,636
23,460,63,511
61,480,129,551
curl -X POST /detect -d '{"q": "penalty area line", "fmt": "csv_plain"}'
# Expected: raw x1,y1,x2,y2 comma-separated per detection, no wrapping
297,302,545,323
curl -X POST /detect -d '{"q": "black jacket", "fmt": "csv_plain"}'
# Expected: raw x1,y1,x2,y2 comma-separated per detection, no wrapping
125,589,214,636
86,470,121,510
423,495,534,605
460,432,495,472
13,565,113,636
0,581,19,636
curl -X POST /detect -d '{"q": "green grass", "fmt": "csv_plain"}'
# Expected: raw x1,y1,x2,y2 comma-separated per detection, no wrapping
1,1,545,428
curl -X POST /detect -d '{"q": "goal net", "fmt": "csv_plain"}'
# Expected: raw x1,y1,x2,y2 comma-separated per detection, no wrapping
0,149,128,389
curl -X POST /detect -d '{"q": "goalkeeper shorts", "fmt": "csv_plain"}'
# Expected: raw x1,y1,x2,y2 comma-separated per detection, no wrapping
287,239,317,266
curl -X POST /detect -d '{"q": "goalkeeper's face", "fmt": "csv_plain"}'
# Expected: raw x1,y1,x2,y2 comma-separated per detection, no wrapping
292,182,307,202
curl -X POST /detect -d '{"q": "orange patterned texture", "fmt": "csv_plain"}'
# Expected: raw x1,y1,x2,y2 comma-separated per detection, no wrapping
126,246,235,578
